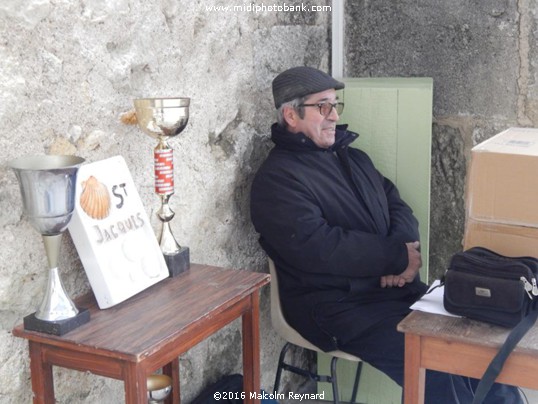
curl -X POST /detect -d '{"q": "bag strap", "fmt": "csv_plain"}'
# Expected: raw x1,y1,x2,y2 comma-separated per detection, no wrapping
472,300,538,404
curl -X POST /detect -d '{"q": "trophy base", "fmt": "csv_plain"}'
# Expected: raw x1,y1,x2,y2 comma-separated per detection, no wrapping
23,307,91,336
164,246,190,277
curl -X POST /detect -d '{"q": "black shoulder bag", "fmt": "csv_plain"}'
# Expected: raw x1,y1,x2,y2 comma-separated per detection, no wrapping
443,246,538,404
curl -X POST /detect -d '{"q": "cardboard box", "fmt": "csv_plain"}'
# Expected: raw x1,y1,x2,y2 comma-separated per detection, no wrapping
464,218,538,258
467,127,538,226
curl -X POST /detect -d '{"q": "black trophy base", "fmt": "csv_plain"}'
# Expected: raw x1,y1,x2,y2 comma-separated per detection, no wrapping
23,307,90,336
164,246,190,277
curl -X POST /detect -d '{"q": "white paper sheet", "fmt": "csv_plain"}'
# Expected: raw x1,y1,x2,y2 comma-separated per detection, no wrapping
410,280,461,318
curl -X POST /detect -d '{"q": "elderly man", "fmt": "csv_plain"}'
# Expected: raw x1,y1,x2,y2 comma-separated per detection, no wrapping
250,66,523,403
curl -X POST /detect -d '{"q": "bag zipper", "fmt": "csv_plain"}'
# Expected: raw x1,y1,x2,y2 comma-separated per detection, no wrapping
520,277,538,299
451,252,538,299
469,247,538,275
451,253,534,279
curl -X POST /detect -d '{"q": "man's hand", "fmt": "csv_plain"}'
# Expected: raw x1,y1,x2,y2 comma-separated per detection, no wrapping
380,241,422,288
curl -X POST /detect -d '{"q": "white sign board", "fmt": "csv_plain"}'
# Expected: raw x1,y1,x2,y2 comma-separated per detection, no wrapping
69,155,168,309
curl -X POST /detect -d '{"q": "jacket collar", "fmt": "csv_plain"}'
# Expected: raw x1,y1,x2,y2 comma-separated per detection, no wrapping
270,123,359,152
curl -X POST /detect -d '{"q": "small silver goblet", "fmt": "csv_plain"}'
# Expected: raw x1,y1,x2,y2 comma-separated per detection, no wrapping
147,374,173,403
9,155,90,335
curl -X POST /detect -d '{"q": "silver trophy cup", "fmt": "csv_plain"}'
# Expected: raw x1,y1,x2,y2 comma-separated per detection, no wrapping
133,97,191,276
9,155,90,335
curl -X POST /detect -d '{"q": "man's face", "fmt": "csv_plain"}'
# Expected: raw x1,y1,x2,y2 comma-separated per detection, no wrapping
286,88,340,148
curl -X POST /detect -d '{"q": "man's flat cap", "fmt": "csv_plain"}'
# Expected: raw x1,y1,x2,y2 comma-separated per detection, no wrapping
272,66,345,109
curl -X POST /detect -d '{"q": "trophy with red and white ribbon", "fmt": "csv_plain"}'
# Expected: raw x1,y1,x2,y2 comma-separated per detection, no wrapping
133,98,190,276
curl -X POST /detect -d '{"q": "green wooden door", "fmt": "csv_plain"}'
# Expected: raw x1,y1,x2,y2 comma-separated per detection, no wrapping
318,77,433,403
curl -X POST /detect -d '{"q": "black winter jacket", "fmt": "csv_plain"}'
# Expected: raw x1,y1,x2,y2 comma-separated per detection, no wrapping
250,123,427,350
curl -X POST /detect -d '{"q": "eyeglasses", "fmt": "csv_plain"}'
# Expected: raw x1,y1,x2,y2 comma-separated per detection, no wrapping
299,101,344,117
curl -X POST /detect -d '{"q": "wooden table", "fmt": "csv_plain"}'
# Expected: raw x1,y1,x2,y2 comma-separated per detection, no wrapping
13,264,270,404
397,310,538,404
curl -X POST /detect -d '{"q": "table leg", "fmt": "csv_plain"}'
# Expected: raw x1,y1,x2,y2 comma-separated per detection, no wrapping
403,333,425,404
163,358,180,404
29,342,55,404
242,292,261,404
124,363,149,404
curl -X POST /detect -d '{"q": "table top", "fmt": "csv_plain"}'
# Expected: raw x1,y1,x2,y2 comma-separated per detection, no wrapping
13,264,270,362
397,310,538,356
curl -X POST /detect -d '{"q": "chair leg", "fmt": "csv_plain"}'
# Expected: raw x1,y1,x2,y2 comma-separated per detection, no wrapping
273,342,292,393
274,342,362,404
330,356,340,404
350,361,363,403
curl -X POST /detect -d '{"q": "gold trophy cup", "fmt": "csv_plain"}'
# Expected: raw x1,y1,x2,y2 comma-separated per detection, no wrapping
133,98,190,276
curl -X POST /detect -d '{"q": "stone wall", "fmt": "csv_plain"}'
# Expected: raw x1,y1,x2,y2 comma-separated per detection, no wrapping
0,1,331,402
4,0,535,401
345,0,538,279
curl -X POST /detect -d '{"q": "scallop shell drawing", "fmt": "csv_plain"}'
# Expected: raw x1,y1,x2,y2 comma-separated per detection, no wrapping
80,176,111,220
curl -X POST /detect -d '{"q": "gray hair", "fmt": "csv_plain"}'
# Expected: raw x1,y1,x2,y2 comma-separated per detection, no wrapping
276,95,308,127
